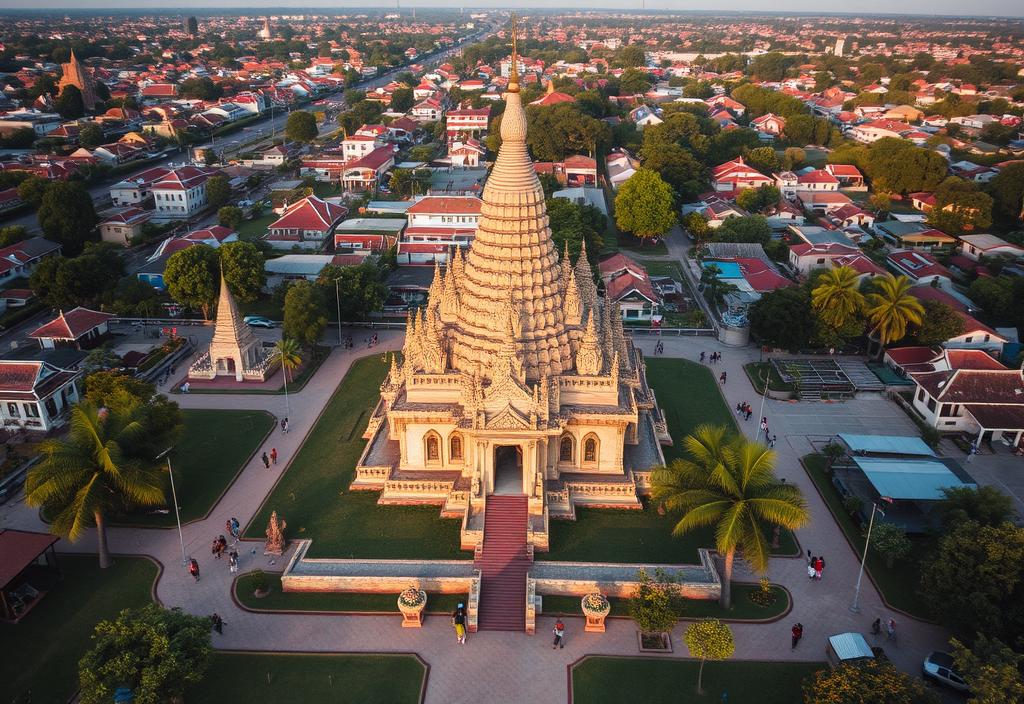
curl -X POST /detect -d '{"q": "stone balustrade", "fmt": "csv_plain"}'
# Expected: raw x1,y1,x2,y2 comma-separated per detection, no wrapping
351,465,391,489
467,570,481,633
525,575,537,635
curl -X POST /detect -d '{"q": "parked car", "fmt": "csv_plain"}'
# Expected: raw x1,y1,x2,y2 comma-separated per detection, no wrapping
923,651,969,693
243,316,275,329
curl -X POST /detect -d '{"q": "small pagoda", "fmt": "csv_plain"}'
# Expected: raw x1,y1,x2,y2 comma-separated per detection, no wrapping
57,50,99,112
189,275,275,382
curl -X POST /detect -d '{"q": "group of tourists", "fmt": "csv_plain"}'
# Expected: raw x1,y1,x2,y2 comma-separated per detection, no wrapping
261,448,279,469
807,551,826,580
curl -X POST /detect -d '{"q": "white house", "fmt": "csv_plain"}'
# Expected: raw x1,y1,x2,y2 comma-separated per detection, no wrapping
398,195,482,264
958,234,1024,262
0,360,82,433
151,166,219,222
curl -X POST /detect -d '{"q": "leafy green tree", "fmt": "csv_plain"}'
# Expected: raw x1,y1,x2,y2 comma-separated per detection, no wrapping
107,276,161,317
25,402,165,568
217,205,243,230
714,215,772,245
927,177,993,235
920,520,1024,644
164,244,219,319
682,211,711,242
283,279,327,347
639,142,705,200
205,174,231,209
745,146,781,175
935,485,1014,532
179,76,223,100
912,299,964,346
0,225,28,247
38,181,98,255
615,44,646,68
619,68,652,95
951,635,1024,704
812,266,865,331
750,286,815,351
735,185,781,214
969,275,1015,321
78,604,211,704
782,146,806,170
865,273,924,347
684,620,735,695
868,522,912,568
77,122,104,149
700,263,737,305
707,129,762,164
83,371,183,457
627,568,682,634
614,168,675,244
29,245,123,309
546,197,605,262
285,110,319,143
218,241,264,304
989,162,1024,223
390,87,414,113
55,85,85,119
316,262,387,321
489,104,609,162
864,138,947,194
650,425,809,607
17,175,50,207
803,660,939,704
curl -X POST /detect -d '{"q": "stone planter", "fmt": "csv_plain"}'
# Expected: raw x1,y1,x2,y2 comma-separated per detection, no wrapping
397,589,427,628
581,593,611,633
637,631,673,652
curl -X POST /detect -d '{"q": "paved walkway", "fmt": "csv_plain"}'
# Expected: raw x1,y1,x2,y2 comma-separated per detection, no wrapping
0,320,955,703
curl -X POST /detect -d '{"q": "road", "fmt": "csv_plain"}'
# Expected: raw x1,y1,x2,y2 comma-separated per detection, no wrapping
2,25,495,235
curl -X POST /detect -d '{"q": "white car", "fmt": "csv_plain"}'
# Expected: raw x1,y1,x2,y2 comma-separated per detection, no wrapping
243,316,275,329
922,651,969,693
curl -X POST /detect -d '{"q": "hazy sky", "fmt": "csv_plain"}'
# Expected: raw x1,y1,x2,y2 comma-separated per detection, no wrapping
0,0,1020,18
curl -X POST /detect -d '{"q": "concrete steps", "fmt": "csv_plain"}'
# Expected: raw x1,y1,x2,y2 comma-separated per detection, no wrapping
474,494,530,632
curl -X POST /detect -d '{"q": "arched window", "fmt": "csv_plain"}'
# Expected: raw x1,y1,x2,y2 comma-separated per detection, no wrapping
425,432,441,464
449,433,463,461
583,435,599,464
559,435,573,462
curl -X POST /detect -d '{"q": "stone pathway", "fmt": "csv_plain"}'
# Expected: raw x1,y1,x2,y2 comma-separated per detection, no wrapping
0,318,955,703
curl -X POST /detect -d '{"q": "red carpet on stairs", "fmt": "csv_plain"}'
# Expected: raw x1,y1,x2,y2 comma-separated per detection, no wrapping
474,494,530,632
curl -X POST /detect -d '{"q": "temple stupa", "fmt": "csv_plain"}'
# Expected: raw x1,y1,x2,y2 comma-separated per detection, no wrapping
354,18,669,550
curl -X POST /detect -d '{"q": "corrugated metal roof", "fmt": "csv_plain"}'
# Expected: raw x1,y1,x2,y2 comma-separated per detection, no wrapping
838,433,935,457
852,457,975,501
828,632,873,661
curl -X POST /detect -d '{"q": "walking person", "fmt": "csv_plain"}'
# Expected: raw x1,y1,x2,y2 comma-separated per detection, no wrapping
212,538,222,559
270,447,278,465
870,618,881,639
229,550,239,573
791,623,803,649
283,417,289,434
814,556,824,580
452,603,467,644
807,558,816,580
189,558,200,582
261,452,270,469
700,351,706,364
719,371,727,385
770,434,777,448
230,517,240,541
211,613,224,634
552,619,566,649
886,618,897,645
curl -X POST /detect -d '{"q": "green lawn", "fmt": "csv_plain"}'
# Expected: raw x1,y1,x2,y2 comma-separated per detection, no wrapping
235,572,465,614
802,454,932,619
744,362,795,395
189,653,425,704
4,555,159,704
572,657,825,704
119,410,274,527
237,214,276,240
635,260,684,279
245,354,465,559
543,582,790,621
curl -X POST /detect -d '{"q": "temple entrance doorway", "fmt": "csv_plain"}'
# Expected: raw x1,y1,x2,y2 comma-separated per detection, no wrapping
492,445,523,495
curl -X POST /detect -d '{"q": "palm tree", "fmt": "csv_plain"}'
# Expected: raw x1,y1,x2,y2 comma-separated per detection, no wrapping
24,402,165,568
811,266,865,330
865,273,925,353
272,338,303,418
651,424,810,608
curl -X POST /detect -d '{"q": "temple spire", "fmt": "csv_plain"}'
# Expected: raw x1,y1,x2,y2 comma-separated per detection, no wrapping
507,13,520,93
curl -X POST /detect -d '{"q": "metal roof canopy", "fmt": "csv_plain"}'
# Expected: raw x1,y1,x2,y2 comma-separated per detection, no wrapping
838,433,936,457
828,632,874,661
851,456,976,501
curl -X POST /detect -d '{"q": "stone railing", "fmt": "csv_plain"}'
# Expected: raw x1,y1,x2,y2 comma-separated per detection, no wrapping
564,478,639,501
351,465,391,489
467,569,481,633
381,478,455,501
632,470,652,495
525,575,537,635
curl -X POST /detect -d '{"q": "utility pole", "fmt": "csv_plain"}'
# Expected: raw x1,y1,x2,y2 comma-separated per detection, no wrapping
157,447,187,567
850,502,886,613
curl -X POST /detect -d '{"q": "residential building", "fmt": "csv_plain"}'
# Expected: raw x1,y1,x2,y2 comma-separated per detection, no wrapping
109,165,171,207
710,157,773,194
599,253,661,321
264,195,348,250
957,234,1024,262
0,360,82,433
449,139,485,168
788,242,860,277
750,113,786,136
874,221,957,251
606,151,639,190
446,107,490,143
399,195,482,264
333,217,406,253
99,207,152,246
339,147,395,192
886,250,955,290
824,164,865,189
29,308,114,351
0,237,62,287
151,166,219,222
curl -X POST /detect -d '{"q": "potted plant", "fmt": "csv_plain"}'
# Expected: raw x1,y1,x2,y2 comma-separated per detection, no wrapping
397,587,427,628
581,592,611,633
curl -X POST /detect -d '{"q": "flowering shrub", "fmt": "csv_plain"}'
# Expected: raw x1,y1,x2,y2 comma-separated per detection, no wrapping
582,593,610,613
748,578,777,607
398,587,425,608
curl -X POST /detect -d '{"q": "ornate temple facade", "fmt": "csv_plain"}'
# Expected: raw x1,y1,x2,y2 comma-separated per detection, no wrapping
57,50,99,112
353,45,670,550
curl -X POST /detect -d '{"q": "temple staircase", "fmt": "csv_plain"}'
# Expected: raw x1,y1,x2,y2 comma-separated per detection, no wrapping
474,494,531,631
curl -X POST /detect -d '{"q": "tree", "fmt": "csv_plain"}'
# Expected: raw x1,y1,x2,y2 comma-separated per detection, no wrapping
285,110,318,143
24,402,165,568
55,85,85,119
218,205,243,230
919,520,1024,644
272,338,302,419
30,245,123,309
615,44,647,68
205,174,231,209
639,142,706,200
750,286,815,350
283,279,327,348
179,76,222,100
782,146,806,170
37,181,98,255
615,168,675,244
83,371,183,457
868,522,912,568
0,225,28,247
700,264,737,305
865,273,924,347
714,215,772,245
812,266,865,331
650,425,809,607
682,211,711,242
951,635,1024,704
628,568,682,634
968,276,1015,321
927,177,993,235
619,68,652,95
108,276,161,317
989,162,1024,223
912,299,964,346
316,262,387,321
390,87,414,113
684,620,735,695
863,138,947,194
78,604,211,704
218,241,265,304
164,244,219,319
77,122,104,149
546,198,605,261
17,175,50,207
935,485,1014,532
745,146,781,174
735,185,781,214
803,660,940,704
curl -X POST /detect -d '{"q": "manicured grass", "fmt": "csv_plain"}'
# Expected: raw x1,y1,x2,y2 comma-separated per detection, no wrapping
572,657,825,704
245,355,465,559
744,362,795,395
120,410,274,527
4,555,158,704
237,213,276,240
543,582,789,621
235,572,465,614
636,259,684,279
802,454,932,619
190,652,425,704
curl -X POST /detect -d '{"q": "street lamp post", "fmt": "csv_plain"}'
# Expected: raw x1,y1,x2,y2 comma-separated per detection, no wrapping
334,278,343,345
157,447,187,567
850,501,885,613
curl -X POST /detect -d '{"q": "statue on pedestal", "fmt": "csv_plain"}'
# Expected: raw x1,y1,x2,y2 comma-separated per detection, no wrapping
264,511,287,555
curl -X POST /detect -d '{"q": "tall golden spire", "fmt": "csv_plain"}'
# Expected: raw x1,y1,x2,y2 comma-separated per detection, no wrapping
507,13,520,94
